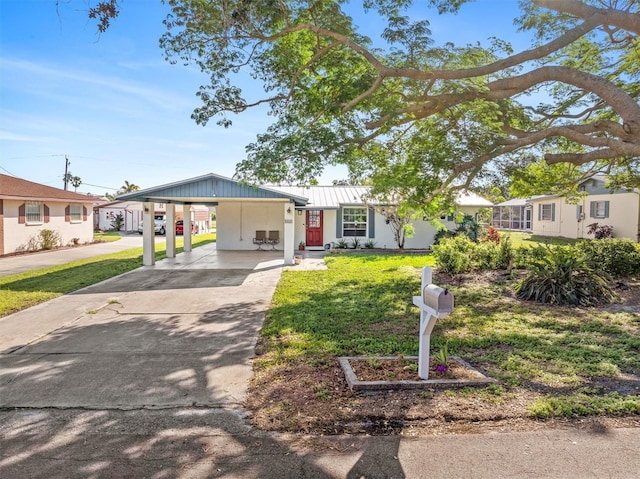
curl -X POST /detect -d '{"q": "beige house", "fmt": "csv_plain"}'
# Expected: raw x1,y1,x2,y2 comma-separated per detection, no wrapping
529,177,639,241
0,174,101,255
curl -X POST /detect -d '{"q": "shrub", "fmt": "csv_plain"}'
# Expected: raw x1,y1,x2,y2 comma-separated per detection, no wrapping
577,239,640,277
513,244,549,269
335,239,349,249
497,235,514,271
433,235,475,274
39,229,62,250
471,240,501,270
484,226,501,244
364,239,377,249
350,237,361,249
433,228,455,245
456,215,481,242
587,222,613,239
26,229,62,251
110,212,124,231
516,245,617,306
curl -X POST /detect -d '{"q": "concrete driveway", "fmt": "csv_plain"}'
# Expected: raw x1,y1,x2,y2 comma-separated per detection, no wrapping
0,244,283,408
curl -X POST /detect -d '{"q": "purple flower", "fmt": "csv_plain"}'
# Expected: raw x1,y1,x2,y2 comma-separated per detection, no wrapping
434,364,448,373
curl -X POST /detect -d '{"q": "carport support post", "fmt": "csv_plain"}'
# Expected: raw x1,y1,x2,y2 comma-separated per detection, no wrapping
142,202,155,266
283,202,294,265
184,206,193,252
166,204,176,258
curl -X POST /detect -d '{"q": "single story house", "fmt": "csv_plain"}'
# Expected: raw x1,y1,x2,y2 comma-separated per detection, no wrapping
271,186,493,250
117,173,492,266
492,176,640,241
0,174,101,255
96,201,212,233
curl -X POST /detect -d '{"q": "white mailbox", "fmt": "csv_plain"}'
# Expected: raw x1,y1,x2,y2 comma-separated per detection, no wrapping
422,284,454,314
412,266,455,379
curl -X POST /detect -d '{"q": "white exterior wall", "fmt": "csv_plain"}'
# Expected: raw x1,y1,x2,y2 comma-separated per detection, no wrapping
98,206,143,232
532,193,639,241
531,198,563,237
2,199,94,254
216,201,288,250
581,192,639,241
293,209,463,249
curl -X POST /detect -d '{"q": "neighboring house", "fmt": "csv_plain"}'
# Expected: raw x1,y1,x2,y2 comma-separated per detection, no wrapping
96,201,211,233
492,176,640,241
0,174,101,255
491,197,547,232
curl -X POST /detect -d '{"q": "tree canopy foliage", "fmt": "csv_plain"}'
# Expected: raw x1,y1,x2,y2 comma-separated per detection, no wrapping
93,0,640,204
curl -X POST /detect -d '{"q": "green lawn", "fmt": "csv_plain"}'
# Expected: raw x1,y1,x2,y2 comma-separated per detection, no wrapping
500,231,580,247
0,233,216,317
93,230,124,242
255,253,640,422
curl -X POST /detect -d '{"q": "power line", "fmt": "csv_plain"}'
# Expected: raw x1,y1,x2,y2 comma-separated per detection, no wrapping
82,182,119,191
0,165,17,176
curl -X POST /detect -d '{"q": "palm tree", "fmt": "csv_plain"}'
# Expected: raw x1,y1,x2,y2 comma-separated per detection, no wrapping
70,176,82,192
120,180,140,193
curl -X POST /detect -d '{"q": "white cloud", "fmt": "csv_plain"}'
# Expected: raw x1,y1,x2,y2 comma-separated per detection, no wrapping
1,57,192,112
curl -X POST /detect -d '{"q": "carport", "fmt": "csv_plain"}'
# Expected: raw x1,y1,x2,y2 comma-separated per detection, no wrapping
117,173,308,266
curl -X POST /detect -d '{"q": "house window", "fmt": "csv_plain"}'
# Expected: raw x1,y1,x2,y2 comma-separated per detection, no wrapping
590,200,609,218
69,204,83,223
343,207,367,237
308,210,321,228
540,203,554,221
26,201,43,224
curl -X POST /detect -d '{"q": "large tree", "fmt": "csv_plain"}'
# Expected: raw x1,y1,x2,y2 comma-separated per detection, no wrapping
95,0,640,200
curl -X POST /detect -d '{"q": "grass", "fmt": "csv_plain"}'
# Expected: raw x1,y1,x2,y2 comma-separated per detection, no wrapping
0,233,216,317
260,255,436,362
501,231,579,248
93,230,124,242
255,253,639,422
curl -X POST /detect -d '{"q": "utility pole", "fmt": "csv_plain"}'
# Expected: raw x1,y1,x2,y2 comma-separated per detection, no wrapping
63,155,70,190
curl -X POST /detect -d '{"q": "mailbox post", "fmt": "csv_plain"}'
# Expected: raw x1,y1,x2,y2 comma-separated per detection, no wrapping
412,266,454,379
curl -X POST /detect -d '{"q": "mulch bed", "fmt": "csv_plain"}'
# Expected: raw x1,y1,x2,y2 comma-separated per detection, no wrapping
349,357,480,381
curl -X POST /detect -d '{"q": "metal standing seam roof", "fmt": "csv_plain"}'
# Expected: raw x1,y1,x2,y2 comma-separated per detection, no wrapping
268,185,371,209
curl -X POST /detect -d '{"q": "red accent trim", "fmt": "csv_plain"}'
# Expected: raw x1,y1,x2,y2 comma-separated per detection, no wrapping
44,204,50,223
83,206,88,221
18,203,25,224
65,205,70,222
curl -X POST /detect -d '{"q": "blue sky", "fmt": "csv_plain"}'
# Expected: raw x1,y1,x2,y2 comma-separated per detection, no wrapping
1,0,528,195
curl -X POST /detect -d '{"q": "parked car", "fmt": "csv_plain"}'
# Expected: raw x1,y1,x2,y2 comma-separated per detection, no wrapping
176,220,198,235
138,215,166,235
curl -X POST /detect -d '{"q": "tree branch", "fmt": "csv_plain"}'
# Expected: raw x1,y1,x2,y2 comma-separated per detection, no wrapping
533,0,640,34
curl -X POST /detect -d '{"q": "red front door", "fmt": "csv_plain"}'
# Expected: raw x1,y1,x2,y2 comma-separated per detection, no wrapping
306,210,323,246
